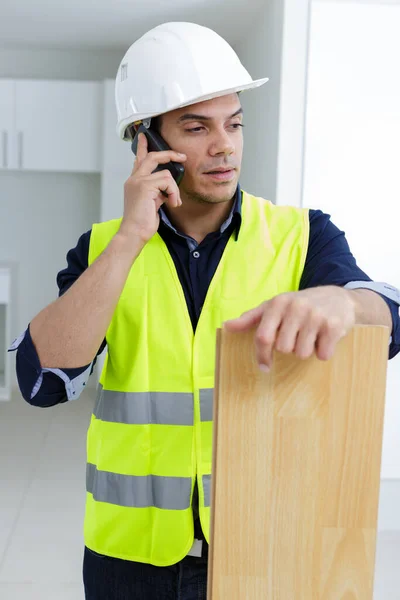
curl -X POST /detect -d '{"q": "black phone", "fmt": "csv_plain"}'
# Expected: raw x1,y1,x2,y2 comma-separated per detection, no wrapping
131,124,185,187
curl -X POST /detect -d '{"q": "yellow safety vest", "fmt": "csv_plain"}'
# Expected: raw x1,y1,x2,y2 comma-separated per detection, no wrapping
84,191,309,566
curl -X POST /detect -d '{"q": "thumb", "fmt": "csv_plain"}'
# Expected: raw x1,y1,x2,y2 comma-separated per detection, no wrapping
224,304,265,332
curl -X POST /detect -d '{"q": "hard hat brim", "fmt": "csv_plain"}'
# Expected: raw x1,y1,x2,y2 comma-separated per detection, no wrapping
118,77,269,140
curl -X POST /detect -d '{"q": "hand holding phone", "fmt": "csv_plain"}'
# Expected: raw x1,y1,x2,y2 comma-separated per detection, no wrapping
119,130,187,247
131,124,185,186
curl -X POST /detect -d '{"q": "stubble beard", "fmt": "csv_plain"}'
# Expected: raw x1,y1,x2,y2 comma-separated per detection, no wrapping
181,183,238,206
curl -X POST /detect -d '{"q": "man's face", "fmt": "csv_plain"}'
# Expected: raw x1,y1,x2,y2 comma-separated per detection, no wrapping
159,94,244,205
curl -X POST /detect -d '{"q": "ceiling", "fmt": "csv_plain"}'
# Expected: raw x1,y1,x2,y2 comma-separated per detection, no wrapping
0,0,265,50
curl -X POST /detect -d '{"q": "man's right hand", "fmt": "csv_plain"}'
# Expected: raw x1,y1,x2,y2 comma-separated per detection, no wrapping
119,132,187,245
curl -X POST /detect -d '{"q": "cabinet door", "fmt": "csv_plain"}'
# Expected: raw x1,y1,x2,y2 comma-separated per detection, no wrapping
15,80,102,172
0,80,17,170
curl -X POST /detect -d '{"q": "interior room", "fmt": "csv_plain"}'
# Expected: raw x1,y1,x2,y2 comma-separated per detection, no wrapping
1,0,399,598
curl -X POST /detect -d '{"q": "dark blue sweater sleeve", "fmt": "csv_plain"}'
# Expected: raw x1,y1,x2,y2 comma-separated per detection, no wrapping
300,209,400,359
15,229,106,407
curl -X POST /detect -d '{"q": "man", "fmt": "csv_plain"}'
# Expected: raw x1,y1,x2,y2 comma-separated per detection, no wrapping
12,22,400,600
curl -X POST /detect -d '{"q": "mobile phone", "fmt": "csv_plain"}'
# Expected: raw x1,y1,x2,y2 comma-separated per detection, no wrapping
131,124,185,187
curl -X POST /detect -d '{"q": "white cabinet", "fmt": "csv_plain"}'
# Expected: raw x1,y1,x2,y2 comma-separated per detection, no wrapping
0,80,17,170
0,79,102,173
0,266,11,401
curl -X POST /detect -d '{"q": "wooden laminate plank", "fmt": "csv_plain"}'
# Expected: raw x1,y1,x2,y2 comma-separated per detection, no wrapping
208,326,389,600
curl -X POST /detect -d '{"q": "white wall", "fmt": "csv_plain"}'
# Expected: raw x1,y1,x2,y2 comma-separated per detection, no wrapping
234,0,284,202
235,0,311,206
275,0,311,207
0,46,124,80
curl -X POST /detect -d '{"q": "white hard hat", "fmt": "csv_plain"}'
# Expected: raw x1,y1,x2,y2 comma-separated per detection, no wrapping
115,22,269,140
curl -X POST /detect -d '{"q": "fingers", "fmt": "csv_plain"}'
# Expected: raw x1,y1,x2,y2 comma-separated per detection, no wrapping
224,299,286,370
315,317,346,361
277,300,322,359
224,304,265,332
274,301,308,355
294,324,319,360
132,132,148,175
225,293,348,372
153,175,181,209
135,149,187,177
254,300,286,370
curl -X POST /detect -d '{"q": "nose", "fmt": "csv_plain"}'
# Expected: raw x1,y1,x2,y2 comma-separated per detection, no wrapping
208,127,235,157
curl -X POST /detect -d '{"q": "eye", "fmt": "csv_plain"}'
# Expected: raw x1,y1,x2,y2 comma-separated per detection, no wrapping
186,126,206,133
230,123,244,130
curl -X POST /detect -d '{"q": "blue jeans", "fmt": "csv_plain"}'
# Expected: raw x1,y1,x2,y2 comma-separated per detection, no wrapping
83,547,208,600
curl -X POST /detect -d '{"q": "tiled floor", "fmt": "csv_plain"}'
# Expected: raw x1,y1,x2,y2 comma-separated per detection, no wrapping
1,388,400,599
0,389,90,599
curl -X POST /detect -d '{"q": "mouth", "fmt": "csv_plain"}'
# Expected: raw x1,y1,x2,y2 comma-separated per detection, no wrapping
204,168,236,182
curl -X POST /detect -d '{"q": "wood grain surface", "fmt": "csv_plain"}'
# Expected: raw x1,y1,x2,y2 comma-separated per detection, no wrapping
208,325,389,599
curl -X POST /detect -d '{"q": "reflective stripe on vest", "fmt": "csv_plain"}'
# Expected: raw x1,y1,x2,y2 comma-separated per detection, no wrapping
203,474,211,508
94,385,214,425
86,464,212,510
199,389,214,422
86,463,192,510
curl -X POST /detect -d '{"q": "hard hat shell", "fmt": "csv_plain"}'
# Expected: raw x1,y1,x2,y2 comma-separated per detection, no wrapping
115,22,269,140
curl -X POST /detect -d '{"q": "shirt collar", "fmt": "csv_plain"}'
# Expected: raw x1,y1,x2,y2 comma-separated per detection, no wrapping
159,185,243,240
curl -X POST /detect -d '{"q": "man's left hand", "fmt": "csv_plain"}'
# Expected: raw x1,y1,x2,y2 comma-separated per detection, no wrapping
224,286,356,371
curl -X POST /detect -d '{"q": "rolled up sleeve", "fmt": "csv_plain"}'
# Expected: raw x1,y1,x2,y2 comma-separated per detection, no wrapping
301,210,400,359
9,326,94,407
10,228,106,407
